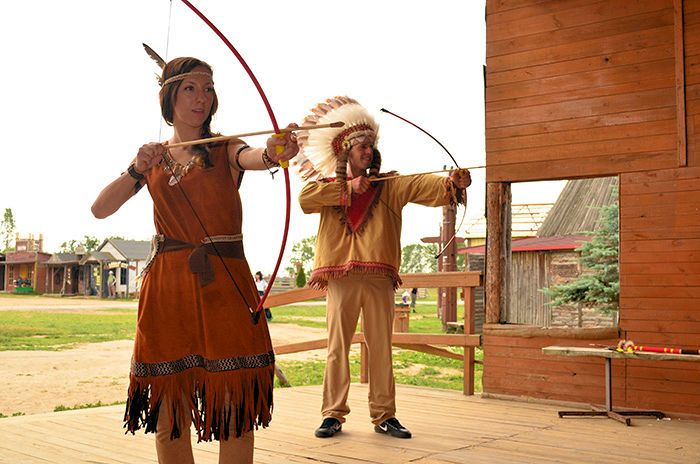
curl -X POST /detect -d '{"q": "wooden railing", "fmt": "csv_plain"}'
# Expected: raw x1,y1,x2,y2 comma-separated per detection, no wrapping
270,271,483,395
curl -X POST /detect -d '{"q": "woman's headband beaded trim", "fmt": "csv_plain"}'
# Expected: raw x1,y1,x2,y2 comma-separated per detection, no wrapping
161,71,214,87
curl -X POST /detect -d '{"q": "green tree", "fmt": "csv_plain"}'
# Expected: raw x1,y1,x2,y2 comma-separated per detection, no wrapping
59,235,101,253
0,208,16,252
544,202,619,314
286,235,317,276
295,267,307,288
400,243,439,273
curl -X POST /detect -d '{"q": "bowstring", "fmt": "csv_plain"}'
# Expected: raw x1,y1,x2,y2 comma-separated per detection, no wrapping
155,1,255,314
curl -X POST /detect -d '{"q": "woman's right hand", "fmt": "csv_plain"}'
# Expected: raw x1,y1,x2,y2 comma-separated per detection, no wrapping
134,142,166,174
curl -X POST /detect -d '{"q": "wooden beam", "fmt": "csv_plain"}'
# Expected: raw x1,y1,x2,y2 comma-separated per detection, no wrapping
483,324,620,340
463,286,476,395
674,0,687,167
485,182,511,324
394,343,463,361
266,272,483,308
400,271,482,288
273,338,328,355
266,287,324,307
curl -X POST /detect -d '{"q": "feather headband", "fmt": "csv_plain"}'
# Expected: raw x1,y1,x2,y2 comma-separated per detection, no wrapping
294,96,379,181
142,43,213,87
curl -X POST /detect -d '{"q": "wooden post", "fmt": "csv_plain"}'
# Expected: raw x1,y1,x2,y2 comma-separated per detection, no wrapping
485,182,511,324
674,0,687,167
463,285,476,395
440,204,458,331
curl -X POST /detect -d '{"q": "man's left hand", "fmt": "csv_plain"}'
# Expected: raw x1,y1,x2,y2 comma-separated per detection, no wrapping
450,169,472,189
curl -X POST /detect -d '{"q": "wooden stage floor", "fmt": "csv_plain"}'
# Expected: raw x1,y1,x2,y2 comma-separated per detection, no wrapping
1,384,698,463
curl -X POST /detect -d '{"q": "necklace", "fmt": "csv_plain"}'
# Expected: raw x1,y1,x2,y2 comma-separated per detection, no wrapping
164,148,198,186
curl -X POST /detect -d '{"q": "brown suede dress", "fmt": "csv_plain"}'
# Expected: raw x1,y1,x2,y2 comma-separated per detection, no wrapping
124,144,274,442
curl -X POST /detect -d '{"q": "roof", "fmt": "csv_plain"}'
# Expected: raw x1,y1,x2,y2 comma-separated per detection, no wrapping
99,239,150,260
460,203,554,239
79,251,117,265
460,234,591,254
46,253,80,265
5,251,52,264
537,177,617,237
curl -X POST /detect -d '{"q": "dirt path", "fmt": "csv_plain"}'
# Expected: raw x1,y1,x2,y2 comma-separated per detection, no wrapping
0,296,328,416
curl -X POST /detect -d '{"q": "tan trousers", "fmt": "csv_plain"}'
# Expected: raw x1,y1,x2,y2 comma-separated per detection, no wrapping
155,397,254,464
323,272,396,425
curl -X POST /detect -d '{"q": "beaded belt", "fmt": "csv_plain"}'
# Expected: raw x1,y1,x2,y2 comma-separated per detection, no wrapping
141,234,245,287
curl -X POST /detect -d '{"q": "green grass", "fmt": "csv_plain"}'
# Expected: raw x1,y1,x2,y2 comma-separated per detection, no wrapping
0,310,136,351
53,400,124,412
268,304,327,329
275,349,484,393
3,293,482,395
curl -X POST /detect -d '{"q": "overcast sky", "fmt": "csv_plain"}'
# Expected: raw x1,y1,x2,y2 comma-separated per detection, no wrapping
0,1,563,274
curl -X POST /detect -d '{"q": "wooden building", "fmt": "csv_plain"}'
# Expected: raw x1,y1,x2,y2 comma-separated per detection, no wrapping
484,0,700,417
3,234,50,293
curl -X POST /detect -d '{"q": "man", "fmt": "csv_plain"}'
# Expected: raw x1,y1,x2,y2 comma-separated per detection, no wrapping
107,270,116,298
297,97,471,439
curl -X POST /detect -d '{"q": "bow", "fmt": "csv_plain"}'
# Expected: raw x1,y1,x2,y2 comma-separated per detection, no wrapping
179,0,291,321
379,108,468,259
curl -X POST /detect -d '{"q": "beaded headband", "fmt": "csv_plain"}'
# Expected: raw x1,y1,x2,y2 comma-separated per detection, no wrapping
161,71,214,87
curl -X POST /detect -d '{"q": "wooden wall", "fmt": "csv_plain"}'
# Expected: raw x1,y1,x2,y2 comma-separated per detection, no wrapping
486,0,679,182
484,0,700,417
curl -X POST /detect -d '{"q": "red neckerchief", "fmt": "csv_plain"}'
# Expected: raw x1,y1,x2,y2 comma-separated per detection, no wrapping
347,183,380,233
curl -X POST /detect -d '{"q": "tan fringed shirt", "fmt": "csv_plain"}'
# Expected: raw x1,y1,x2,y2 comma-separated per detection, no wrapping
299,173,464,290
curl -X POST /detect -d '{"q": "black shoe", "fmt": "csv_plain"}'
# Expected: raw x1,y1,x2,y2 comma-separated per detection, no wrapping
315,417,342,438
374,417,412,438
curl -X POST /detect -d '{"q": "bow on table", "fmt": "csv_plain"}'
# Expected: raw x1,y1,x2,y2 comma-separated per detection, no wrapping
176,0,291,322
379,108,470,259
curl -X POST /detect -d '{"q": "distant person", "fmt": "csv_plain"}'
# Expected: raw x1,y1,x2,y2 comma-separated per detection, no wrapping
410,288,418,313
401,289,410,305
255,271,273,320
297,96,471,440
91,54,299,463
107,271,116,298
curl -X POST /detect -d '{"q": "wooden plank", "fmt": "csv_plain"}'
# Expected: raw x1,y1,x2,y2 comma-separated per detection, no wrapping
675,0,688,166
488,7,674,58
267,287,324,307
487,106,676,140
543,345,700,362
488,25,674,73
394,343,464,361
489,134,676,166
487,59,674,103
488,118,676,153
487,87,675,129
486,151,677,182
483,324,619,339
487,40,674,87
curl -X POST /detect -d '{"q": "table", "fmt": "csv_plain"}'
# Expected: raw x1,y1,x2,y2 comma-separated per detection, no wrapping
542,346,700,426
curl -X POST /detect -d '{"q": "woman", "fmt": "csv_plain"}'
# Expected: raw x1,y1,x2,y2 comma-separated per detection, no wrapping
254,271,272,320
92,57,298,463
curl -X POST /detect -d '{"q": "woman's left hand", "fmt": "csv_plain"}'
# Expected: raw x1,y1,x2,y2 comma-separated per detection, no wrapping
266,123,300,164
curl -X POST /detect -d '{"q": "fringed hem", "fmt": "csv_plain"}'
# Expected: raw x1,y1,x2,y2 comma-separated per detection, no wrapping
443,177,466,206
308,262,402,290
124,362,274,442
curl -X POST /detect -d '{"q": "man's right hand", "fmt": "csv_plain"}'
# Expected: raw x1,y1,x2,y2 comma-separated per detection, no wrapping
350,176,371,195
